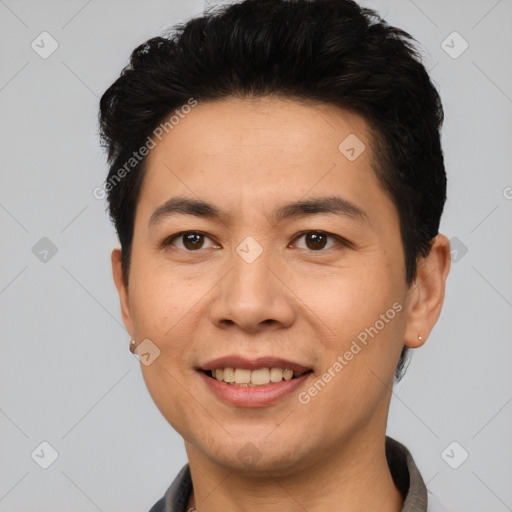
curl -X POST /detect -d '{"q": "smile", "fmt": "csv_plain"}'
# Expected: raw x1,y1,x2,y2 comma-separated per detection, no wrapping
205,367,310,386
198,356,314,407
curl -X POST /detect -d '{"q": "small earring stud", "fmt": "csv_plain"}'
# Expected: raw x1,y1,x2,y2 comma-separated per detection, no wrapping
418,335,423,341
130,340,136,353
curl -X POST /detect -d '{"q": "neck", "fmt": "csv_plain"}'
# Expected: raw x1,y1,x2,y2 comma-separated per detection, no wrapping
185,430,403,512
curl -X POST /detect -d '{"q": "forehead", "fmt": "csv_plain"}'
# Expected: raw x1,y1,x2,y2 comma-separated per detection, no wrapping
139,97,386,213
150,97,372,166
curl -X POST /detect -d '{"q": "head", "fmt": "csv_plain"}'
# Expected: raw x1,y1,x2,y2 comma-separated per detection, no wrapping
100,0,450,474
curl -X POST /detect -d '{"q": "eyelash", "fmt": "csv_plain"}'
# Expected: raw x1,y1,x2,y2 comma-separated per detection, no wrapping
162,230,352,252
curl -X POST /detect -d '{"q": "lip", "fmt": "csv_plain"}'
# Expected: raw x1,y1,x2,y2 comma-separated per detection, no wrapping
199,356,311,375
197,355,314,408
198,370,313,408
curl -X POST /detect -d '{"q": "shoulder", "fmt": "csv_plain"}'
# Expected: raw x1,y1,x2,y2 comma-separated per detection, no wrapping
147,464,192,512
148,497,165,512
427,490,449,512
386,437,449,512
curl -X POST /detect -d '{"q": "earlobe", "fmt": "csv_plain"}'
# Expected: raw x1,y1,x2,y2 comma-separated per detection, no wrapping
111,248,134,336
404,234,451,349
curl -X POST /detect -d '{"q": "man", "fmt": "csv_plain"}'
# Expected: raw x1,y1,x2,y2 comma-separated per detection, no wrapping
99,0,451,510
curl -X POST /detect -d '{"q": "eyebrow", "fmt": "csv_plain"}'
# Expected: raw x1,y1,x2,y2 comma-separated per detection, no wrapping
149,195,369,226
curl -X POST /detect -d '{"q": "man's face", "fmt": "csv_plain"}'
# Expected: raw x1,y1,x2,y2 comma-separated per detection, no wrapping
117,97,413,473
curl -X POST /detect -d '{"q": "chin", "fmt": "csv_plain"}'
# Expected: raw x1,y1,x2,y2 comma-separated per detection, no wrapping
192,429,313,476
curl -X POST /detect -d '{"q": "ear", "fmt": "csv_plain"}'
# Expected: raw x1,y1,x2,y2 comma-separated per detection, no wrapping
111,248,134,337
404,234,451,349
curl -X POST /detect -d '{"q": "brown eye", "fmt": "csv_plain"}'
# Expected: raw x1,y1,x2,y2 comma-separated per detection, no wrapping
293,231,345,251
304,232,328,250
166,231,219,251
182,233,204,250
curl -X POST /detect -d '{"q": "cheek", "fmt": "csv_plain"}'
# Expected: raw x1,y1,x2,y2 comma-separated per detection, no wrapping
127,267,206,431
127,261,195,347
305,301,406,431
296,265,401,336
298,265,407,407
126,239,194,388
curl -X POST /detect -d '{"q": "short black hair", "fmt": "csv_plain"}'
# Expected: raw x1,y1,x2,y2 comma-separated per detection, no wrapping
99,0,446,379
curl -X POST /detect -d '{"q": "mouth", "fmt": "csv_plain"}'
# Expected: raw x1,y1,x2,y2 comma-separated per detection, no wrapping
199,356,312,385
196,356,314,407
201,367,312,386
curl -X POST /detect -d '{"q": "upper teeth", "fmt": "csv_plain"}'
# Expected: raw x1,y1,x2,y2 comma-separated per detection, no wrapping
212,367,296,385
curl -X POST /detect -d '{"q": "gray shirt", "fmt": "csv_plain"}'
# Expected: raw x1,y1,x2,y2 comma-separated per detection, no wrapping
149,437,442,512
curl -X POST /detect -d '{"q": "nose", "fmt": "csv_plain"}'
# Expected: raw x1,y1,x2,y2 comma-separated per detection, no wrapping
208,249,296,333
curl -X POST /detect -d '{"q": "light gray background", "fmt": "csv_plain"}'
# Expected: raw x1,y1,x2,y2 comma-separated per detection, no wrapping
1,0,511,510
